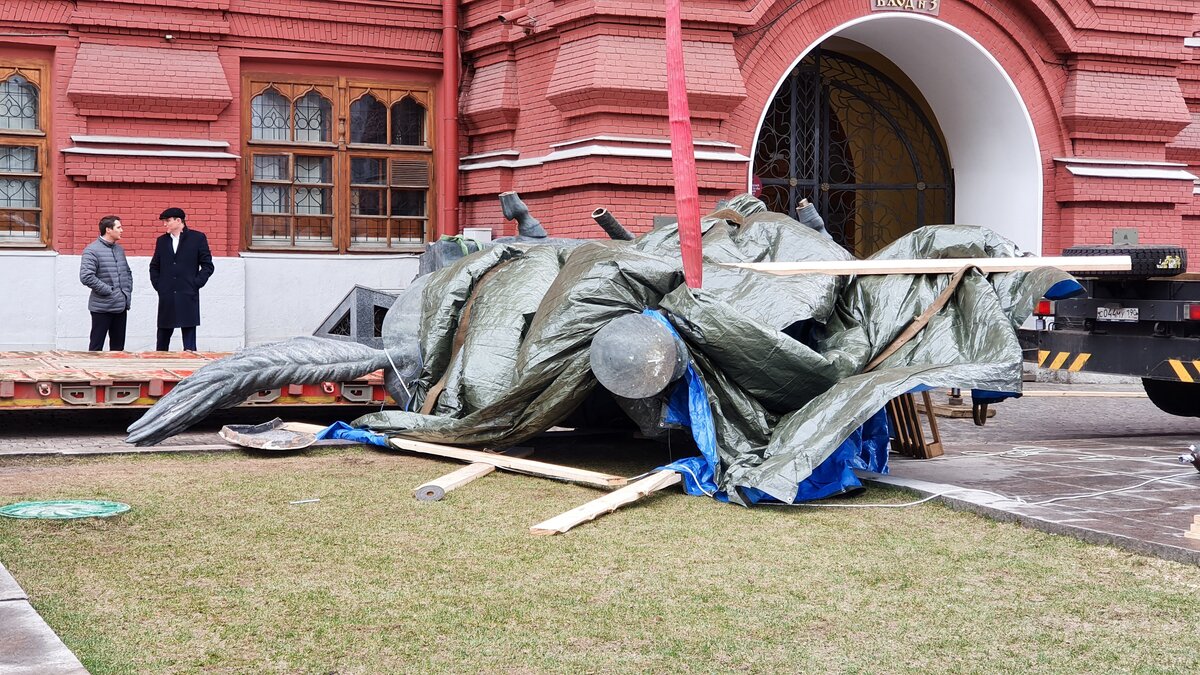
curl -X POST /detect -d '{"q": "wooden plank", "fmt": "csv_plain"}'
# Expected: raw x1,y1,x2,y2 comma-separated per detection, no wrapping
727,255,1131,276
388,437,629,488
917,401,996,418
529,470,682,536
888,396,915,457
919,391,944,459
277,423,625,489
279,422,329,434
414,463,495,501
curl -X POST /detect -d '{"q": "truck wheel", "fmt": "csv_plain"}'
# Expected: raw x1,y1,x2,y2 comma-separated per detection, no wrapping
1141,378,1200,417
1062,244,1186,279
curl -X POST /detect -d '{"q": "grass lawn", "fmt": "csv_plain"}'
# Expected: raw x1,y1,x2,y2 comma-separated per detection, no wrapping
1,441,1198,674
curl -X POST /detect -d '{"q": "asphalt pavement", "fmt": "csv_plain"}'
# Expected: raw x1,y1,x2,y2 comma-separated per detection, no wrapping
877,382,1200,565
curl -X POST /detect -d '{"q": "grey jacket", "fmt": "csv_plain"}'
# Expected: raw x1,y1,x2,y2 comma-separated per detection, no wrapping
80,237,133,314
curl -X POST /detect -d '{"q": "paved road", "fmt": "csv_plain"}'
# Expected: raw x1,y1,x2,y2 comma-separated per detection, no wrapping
933,383,1199,445
885,383,1200,564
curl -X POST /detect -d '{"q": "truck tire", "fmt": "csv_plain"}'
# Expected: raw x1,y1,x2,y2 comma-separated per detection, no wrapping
1141,378,1200,418
1062,244,1186,279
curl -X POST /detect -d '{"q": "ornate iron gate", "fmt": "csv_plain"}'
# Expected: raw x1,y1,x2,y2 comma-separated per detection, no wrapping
754,49,953,255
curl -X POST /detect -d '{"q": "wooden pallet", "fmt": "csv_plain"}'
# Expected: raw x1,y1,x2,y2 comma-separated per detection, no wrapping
886,391,943,459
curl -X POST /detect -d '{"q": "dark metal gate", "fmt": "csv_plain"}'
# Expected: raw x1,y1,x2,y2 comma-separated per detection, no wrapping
754,48,954,255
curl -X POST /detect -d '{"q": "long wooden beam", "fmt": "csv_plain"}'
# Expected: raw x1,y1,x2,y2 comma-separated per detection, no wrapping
727,255,1130,276
529,470,682,536
388,437,628,488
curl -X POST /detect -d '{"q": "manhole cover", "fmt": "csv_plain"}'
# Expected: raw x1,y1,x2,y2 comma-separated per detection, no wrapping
0,500,131,520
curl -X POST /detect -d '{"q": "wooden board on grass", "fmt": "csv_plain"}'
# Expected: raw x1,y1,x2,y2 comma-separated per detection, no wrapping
530,470,682,535
388,437,628,488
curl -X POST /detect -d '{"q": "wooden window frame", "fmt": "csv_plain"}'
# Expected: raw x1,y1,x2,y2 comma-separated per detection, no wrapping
0,61,52,249
241,74,435,253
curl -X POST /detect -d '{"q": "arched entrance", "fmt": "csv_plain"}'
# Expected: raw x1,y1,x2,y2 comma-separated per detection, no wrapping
755,46,953,256
751,13,1043,254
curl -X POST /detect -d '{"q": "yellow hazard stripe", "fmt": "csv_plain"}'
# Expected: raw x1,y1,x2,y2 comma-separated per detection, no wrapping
1041,351,1091,371
1067,353,1091,372
1169,359,1194,383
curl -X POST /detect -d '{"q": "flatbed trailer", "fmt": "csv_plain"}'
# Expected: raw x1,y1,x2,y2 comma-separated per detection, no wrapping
0,351,389,410
1019,270,1200,418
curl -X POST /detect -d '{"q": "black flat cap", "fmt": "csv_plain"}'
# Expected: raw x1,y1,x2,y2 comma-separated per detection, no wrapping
159,207,186,220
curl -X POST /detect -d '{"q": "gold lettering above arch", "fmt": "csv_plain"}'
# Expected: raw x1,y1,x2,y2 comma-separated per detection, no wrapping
871,0,941,16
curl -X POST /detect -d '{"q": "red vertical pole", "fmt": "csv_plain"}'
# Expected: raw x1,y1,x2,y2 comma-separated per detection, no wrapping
665,0,703,289
438,0,460,235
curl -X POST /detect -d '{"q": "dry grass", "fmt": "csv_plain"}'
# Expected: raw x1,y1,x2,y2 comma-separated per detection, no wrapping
1,444,1198,674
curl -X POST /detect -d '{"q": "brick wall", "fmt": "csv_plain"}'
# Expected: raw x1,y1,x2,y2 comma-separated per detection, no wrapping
2,0,1198,264
0,0,445,258
459,0,1199,264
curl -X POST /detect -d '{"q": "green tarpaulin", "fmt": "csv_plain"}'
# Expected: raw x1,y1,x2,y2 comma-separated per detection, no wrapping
356,203,1075,504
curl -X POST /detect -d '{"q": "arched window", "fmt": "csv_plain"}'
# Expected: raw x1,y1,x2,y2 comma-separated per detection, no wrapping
250,88,289,141
294,91,331,143
753,49,953,256
391,97,425,146
0,67,48,247
350,94,387,144
0,74,38,131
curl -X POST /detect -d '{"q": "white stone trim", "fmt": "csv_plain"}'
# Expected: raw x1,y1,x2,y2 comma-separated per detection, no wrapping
755,13,1045,253
70,135,230,148
1054,157,1187,168
548,135,740,150
460,143,750,171
459,150,521,161
61,147,240,159
1186,37,1200,48
0,249,57,257
1065,165,1198,181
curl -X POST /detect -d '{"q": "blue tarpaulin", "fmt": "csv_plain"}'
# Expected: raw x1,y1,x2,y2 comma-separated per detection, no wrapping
317,421,390,447
649,310,890,504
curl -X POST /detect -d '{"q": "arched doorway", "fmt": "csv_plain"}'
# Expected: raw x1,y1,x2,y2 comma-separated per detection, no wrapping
755,45,953,256
750,14,1044,255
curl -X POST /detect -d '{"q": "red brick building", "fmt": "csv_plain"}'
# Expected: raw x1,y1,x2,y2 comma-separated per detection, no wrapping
1,1,1198,349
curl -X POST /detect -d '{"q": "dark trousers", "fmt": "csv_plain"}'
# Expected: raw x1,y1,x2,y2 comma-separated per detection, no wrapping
89,311,128,351
156,326,197,351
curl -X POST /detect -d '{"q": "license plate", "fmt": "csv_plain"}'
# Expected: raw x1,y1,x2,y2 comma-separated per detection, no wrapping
1096,306,1138,322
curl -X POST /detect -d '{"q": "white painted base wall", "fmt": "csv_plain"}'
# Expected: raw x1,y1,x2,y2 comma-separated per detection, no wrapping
241,252,421,346
0,250,420,351
0,250,59,350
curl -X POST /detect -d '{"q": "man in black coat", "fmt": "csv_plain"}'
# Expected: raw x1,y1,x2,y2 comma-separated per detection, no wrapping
149,207,215,351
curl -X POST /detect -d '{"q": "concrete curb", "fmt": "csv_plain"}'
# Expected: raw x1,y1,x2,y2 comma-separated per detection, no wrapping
859,472,1200,567
0,562,89,674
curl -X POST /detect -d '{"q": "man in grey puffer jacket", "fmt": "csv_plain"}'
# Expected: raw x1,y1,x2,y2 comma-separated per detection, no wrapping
79,215,133,351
